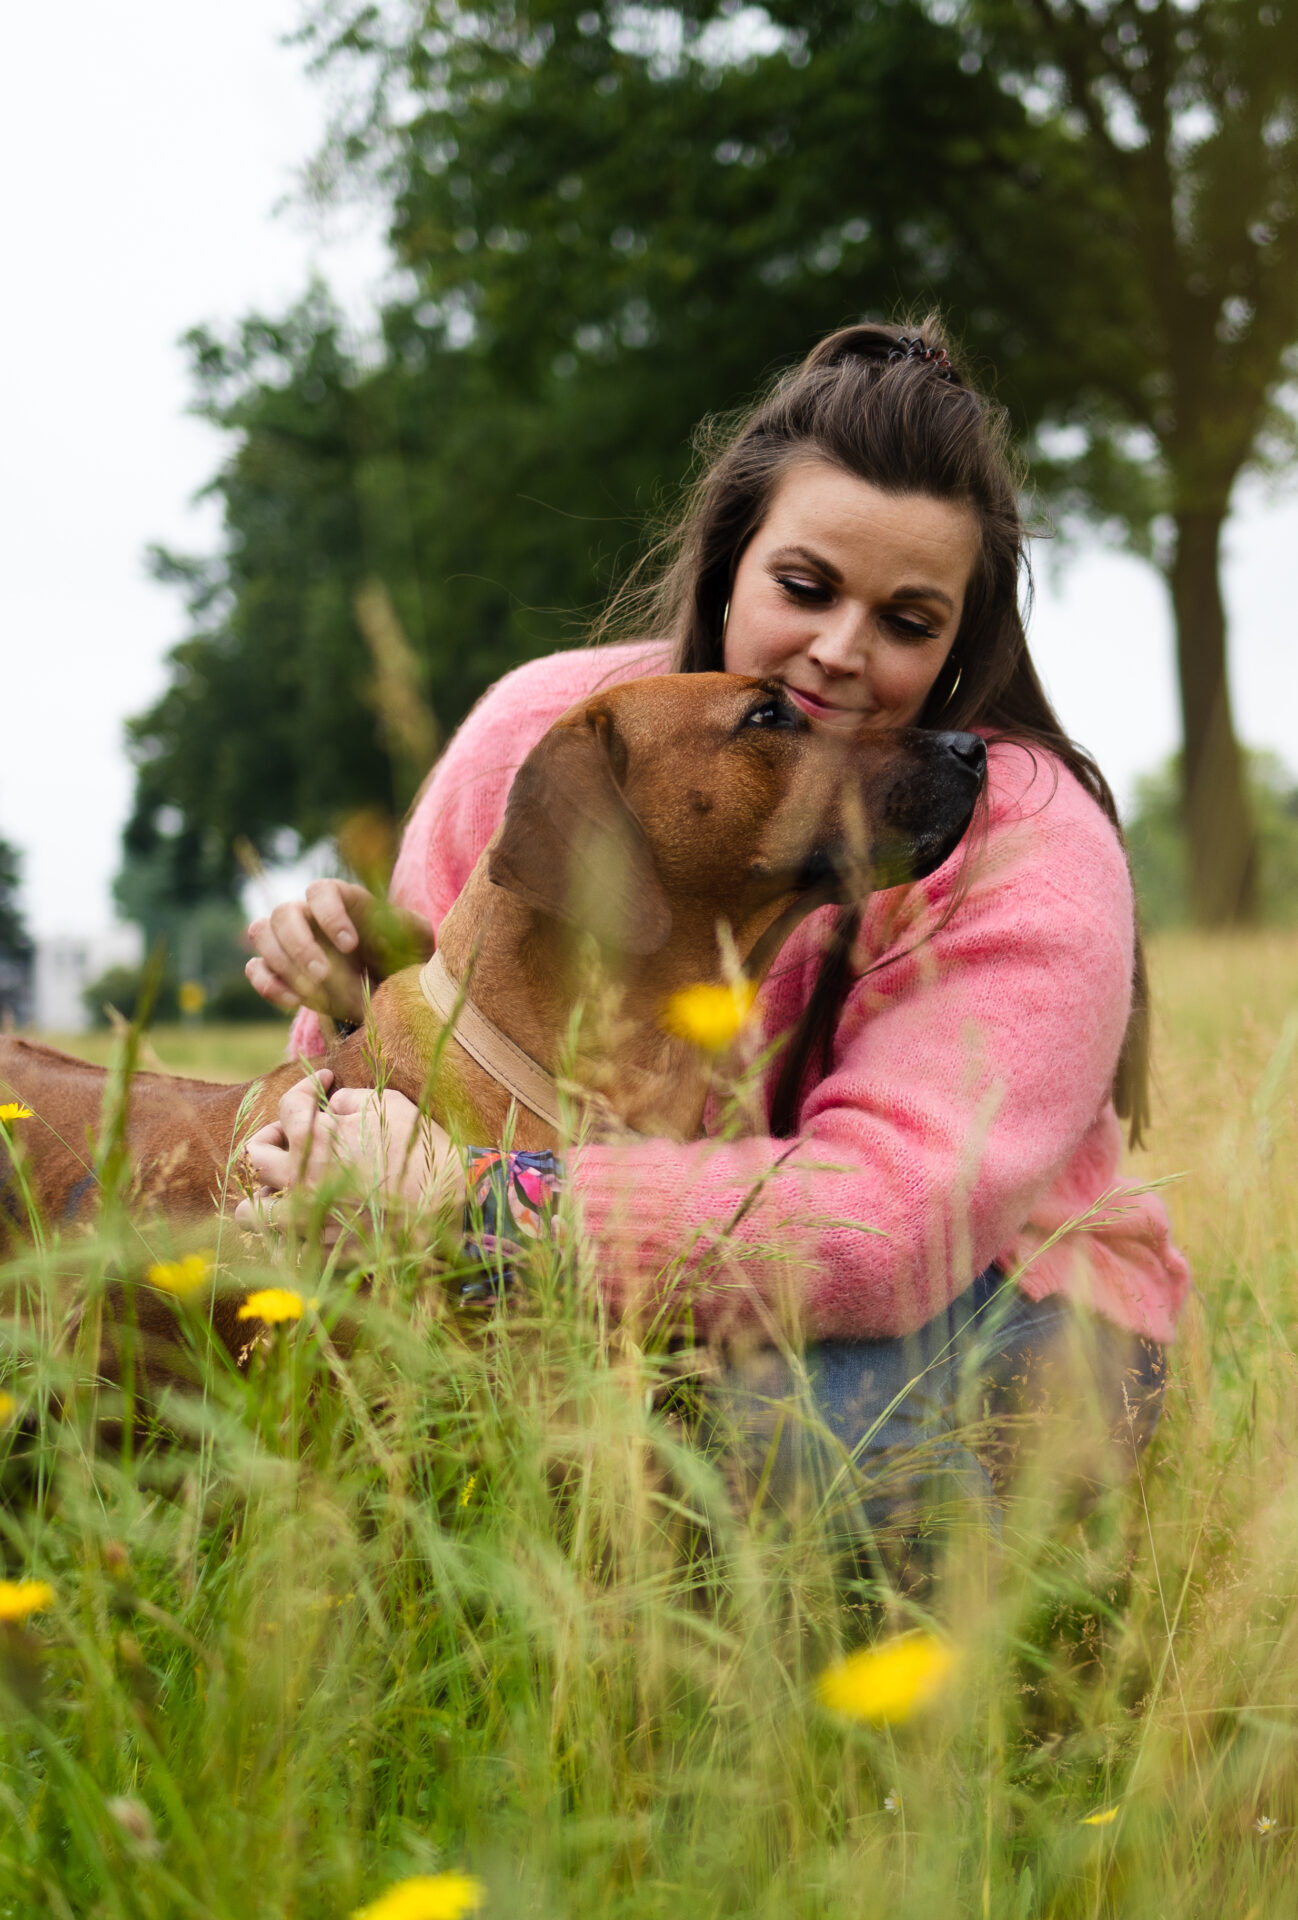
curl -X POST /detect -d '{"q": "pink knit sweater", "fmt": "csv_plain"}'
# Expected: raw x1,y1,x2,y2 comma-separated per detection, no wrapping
293,642,1189,1344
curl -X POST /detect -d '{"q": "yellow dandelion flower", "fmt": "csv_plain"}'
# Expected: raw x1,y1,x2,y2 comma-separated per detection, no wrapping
0,1579,56,1623
353,1871,486,1920
0,1103,34,1123
0,1391,17,1423
660,979,758,1053
817,1631,959,1725
147,1252,213,1297
238,1287,306,1325
1080,1806,1120,1827
178,979,207,1017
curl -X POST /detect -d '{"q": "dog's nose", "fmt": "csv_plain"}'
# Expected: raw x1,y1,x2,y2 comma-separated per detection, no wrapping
932,730,987,776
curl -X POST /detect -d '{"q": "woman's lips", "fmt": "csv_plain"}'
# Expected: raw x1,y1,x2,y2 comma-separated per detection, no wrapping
784,684,868,724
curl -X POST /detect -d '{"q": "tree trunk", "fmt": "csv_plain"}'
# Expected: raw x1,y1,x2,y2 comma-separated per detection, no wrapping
1168,509,1257,925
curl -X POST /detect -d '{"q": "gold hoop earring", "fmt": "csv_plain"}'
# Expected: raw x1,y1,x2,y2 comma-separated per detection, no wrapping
721,598,731,645
939,665,962,712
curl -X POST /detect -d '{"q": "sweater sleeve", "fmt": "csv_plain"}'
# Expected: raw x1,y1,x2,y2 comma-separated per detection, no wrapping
568,751,1138,1341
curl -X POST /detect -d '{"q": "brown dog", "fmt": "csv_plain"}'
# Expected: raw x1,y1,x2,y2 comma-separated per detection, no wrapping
1,673,985,1248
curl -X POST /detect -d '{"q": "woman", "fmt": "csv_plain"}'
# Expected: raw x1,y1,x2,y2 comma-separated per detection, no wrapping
241,320,1189,1526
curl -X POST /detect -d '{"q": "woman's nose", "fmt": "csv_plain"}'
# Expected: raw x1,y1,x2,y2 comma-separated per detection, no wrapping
806,608,869,676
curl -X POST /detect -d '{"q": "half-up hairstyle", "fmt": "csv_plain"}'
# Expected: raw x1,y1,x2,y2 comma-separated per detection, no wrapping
597,317,1150,1145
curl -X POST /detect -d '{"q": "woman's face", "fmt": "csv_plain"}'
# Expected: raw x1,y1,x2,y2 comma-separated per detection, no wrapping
722,459,980,733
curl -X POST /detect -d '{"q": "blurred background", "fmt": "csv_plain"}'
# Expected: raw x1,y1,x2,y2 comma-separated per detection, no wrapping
2,0,1296,1039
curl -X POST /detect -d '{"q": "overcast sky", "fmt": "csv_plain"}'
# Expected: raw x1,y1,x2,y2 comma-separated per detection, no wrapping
3,1,1296,940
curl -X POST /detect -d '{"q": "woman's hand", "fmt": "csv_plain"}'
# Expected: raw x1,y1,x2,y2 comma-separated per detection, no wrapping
233,1070,464,1231
245,881,435,1023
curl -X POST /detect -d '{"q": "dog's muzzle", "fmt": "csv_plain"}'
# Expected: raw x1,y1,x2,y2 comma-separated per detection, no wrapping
799,730,988,895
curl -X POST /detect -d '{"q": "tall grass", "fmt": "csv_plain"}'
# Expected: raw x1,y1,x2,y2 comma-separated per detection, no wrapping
3,931,1296,1919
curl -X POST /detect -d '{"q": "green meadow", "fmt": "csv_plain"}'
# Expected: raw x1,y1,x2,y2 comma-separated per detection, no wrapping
2,929,1297,1919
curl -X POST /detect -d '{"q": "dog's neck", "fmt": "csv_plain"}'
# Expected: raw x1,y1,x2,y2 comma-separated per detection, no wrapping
348,860,825,1149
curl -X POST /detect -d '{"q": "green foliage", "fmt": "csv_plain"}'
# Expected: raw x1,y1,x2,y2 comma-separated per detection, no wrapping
80,851,279,1027
0,838,32,966
80,964,181,1029
976,0,1298,521
3,932,1298,1915
125,0,1298,920
204,973,286,1024
78,966,283,1029
973,0,1298,925
1127,752,1298,929
0,838,34,1027
126,0,1133,901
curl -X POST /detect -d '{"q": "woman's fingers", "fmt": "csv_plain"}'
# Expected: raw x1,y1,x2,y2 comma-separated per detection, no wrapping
267,900,335,992
245,881,433,1021
246,906,320,1004
325,1085,370,1116
243,1106,304,1191
243,1136,299,1190
240,1071,334,1182
247,900,368,1022
244,955,302,1012
277,1068,334,1133
305,879,370,955
236,1077,467,1234
346,891,435,975
233,1190,280,1230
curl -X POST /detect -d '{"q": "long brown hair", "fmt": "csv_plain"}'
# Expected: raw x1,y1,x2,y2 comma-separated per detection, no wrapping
598,318,1150,1145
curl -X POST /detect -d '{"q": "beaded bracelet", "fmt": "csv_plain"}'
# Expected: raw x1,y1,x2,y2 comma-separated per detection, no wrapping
459,1147,565,1303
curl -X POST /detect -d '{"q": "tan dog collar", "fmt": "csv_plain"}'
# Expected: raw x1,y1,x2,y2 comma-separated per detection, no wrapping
418,950,564,1134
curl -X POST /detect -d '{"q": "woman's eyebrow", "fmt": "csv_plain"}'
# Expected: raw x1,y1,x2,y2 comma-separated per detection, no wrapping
892,584,956,612
768,542,843,583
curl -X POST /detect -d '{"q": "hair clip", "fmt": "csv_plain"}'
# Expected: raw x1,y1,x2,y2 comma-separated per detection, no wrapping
887,336,959,382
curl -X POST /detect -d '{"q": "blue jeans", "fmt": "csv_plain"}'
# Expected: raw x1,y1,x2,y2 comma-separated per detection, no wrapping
709,1267,1166,1548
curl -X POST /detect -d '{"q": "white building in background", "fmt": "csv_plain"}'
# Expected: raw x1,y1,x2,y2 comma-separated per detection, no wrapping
33,925,143,1032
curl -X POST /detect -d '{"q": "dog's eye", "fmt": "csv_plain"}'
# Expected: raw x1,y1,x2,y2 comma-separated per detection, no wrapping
743,699,800,731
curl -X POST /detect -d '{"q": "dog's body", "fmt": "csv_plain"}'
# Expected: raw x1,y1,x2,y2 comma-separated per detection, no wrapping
1,675,985,1247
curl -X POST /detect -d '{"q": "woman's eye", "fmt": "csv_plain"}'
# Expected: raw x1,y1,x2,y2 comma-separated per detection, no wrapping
775,573,831,605
886,613,938,642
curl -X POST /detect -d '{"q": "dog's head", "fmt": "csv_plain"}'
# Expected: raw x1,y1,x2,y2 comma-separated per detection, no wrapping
486,673,986,955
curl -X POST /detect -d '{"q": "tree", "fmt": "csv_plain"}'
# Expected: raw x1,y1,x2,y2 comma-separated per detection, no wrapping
1127,750,1298,928
128,0,1136,899
0,838,34,1027
972,0,1298,924
83,847,281,1027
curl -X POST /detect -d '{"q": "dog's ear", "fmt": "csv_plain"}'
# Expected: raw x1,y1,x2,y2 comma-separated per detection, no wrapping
487,706,672,955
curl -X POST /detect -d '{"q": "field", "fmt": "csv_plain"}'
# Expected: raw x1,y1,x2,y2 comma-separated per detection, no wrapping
28,1023,292,1085
2,932,1297,1919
